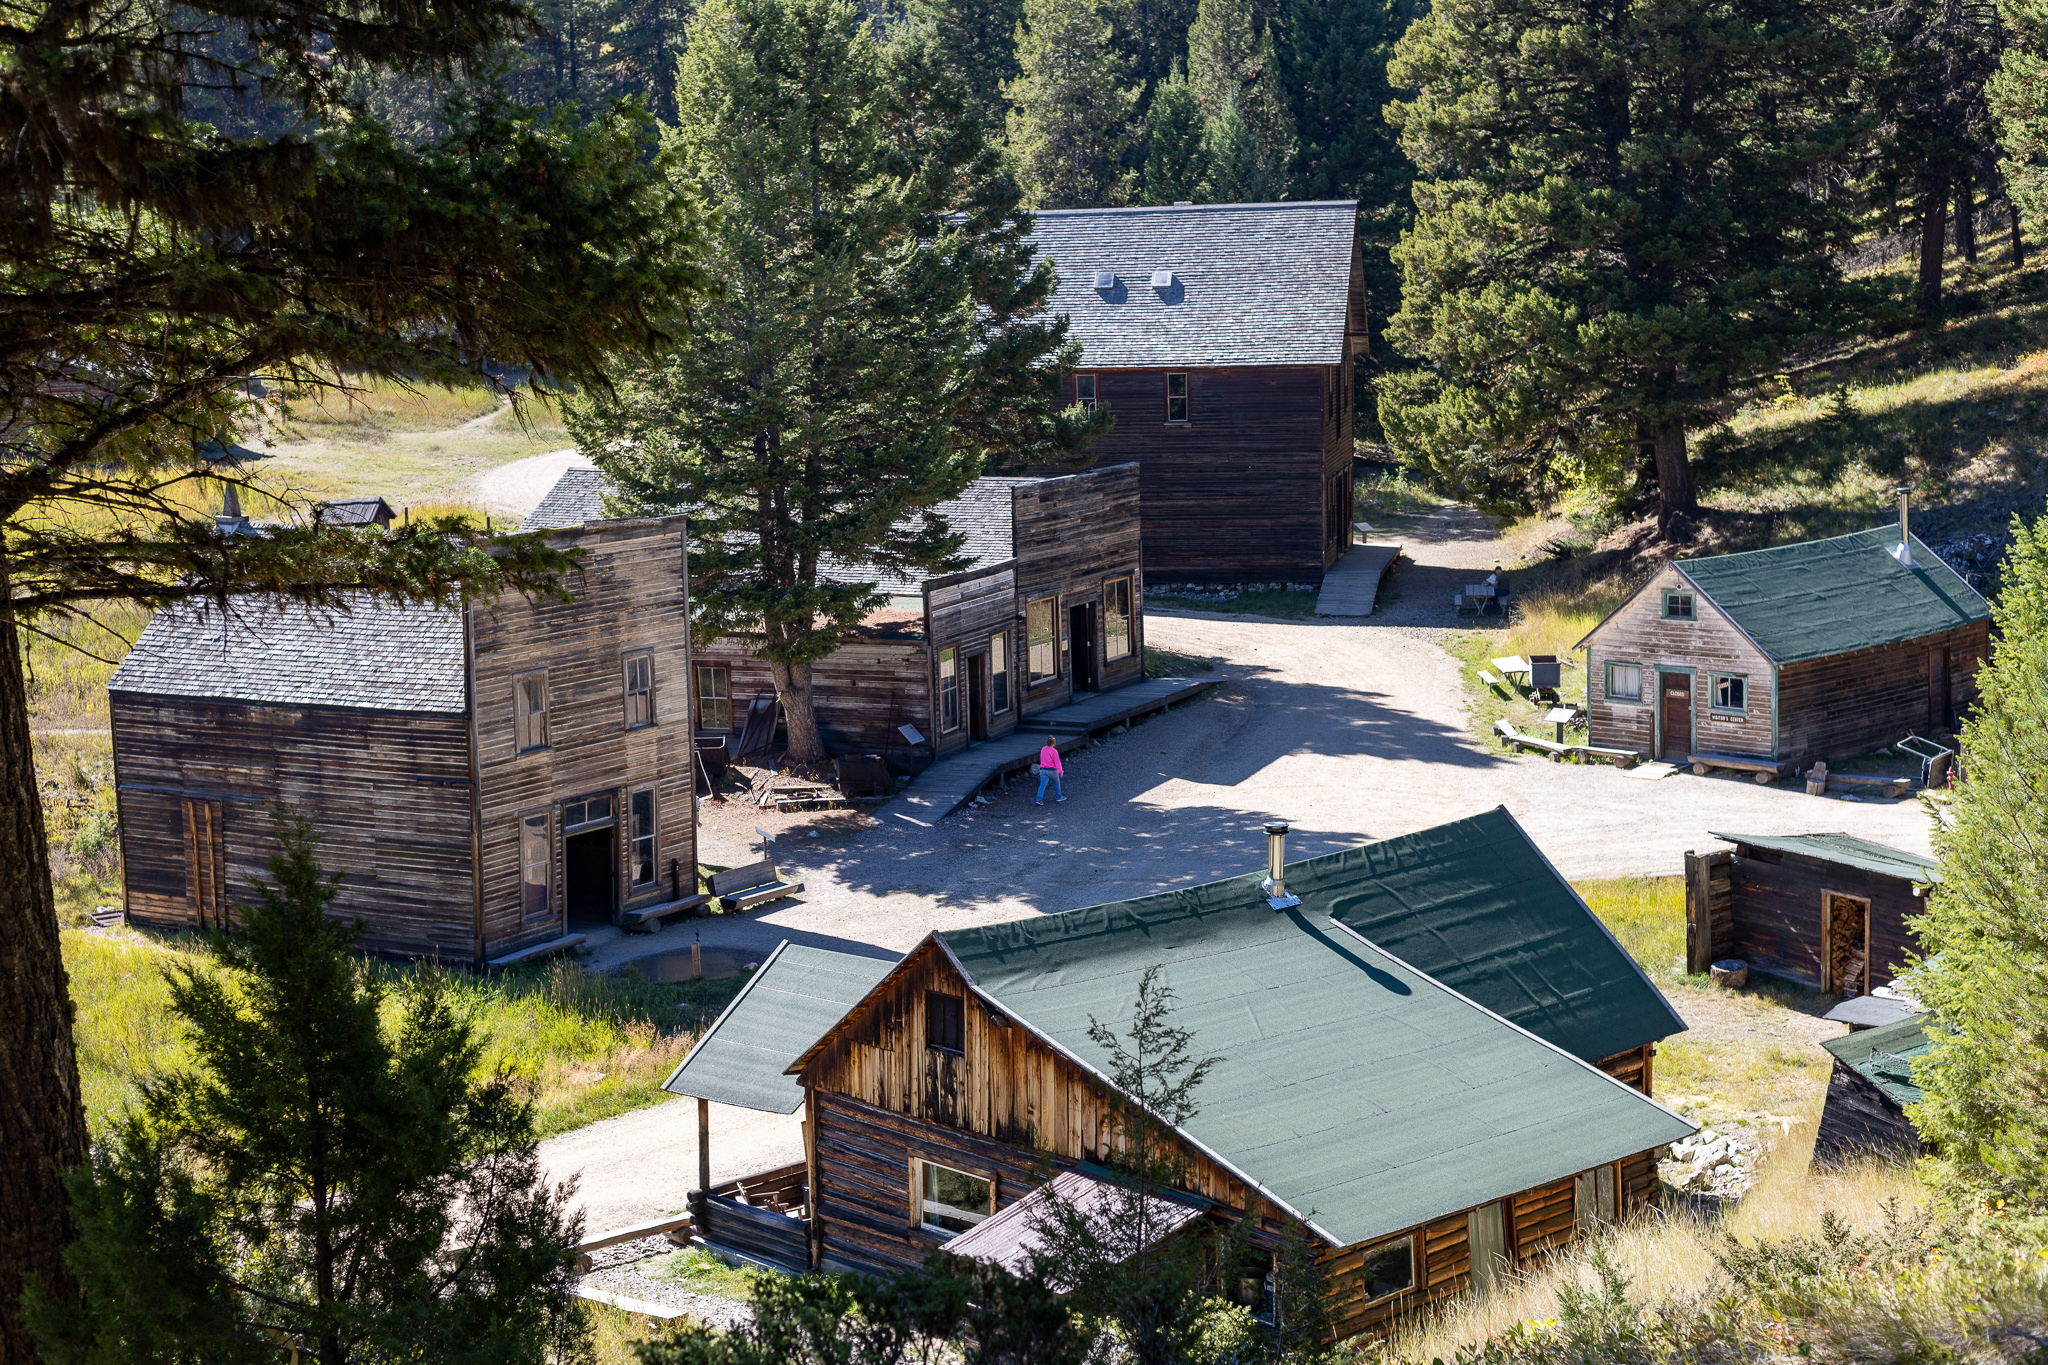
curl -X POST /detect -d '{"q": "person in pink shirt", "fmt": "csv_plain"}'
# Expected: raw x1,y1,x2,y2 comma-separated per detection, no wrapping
1036,737,1066,804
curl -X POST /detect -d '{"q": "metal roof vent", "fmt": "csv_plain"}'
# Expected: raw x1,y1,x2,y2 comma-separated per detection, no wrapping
1150,269,1175,289
1093,271,1116,289
1889,486,1917,568
1262,821,1300,910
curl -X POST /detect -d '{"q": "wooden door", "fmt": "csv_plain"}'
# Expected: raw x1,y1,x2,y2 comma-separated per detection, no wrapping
1657,673,1693,761
1822,892,1871,995
1929,646,1950,730
967,655,988,742
1467,1200,1507,1296
181,798,226,929
1068,604,1096,693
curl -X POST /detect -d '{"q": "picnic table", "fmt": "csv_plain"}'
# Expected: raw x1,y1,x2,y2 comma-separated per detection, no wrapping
1491,655,1530,679
1455,584,1508,616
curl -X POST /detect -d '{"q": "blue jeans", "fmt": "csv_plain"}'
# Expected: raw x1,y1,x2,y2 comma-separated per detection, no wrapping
1037,770,1063,802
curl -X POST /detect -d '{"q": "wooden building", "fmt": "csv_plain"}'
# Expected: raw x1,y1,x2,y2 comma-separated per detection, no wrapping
109,515,697,964
1576,523,1991,772
1026,201,1369,585
527,464,1147,769
1814,1013,1932,1165
1684,832,1938,996
664,809,1691,1341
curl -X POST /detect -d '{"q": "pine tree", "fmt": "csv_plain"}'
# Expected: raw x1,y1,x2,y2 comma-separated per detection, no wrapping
1006,0,1142,206
1143,66,1212,202
1110,0,1203,101
1205,92,1281,201
1379,0,1870,535
1187,0,1296,193
1913,512,2048,1211
27,815,590,1365
909,0,1029,133
1993,0,2048,255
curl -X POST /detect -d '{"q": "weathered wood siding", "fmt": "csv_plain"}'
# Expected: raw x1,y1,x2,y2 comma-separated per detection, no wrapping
1812,1061,1921,1165
1066,367,1330,584
1774,621,1988,766
1685,849,1736,973
473,517,695,957
111,696,477,959
1012,464,1146,716
1721,846,1924,989
1585,564,1777,760
927,563,1020,760
693,634,934,766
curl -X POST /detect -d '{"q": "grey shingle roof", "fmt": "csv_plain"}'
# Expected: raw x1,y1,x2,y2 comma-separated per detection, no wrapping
523,466,612,530
828,478,1037,594
1025,201,1358,368
317,497,395,527
109,596,467,713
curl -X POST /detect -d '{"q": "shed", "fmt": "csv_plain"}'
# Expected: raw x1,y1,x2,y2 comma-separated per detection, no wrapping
1685,832,1938,993
1814,1013,1932,1165
316,496,398,529
1026,202,1368,585
1577,521,1991,770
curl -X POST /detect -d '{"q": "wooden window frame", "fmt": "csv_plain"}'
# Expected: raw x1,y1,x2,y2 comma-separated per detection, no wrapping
1075,373,1098,413
514,670,549,753
910,1156,995,1236
1604,661,1643,704
520,809,553,923
1709,672,1748,714
990,630,1011,714
1165,372,1189,424
1660,589,1696,621
938,647,960,733
1026,597,1059,687
926,989,965,1054
1103,577,1133,661
623,652,655,730
629,788,657,888
695,662,732,731
1356,1233,1416,1306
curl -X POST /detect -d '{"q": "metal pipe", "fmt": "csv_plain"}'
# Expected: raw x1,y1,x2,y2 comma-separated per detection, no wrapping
1265,821,1289,900
1897,486,1911,544
698,1096,711,1200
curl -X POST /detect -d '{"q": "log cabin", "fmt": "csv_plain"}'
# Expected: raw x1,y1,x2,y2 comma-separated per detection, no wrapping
1814,1013,1932,1165
1576,521,1991,773
1025,201,1368,586
108,515,697,964
772,808,1691,1340
526,463,1146,769
1684,832,1938,998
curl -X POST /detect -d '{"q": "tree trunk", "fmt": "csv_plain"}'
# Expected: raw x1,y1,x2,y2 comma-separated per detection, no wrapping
0,603,87,1365
1918,184,1948,313
1957,175,1978,263
1652,422,1697,538
2012,198,2026,269
769,658,827,765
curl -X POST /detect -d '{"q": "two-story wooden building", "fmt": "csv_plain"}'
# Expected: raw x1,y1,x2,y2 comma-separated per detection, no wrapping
1577,523,1991,772
108,515,696,964
1025,200,1368,585
527,464,1146,770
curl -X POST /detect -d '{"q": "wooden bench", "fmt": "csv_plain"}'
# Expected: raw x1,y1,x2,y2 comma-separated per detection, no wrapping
1477,669,1507,691
1568,743,1641,768
1686,751,1788,784
710,859,804,911
1819,772,1915,799
1494,719,1569,760
621,893,714,933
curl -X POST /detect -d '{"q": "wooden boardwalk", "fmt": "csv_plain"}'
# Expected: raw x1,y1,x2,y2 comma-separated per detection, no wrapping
878,676,1218,827
1314,542,1402,617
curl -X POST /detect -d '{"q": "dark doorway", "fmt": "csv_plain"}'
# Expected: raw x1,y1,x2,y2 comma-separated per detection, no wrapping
968,653,989,742
1928,646,1950,730
565,826,617,924
1069,603,1097,694
1657,672,1693,761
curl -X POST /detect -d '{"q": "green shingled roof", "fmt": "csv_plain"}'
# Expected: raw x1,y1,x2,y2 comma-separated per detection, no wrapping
1713,831,1941,884
1675,526,1989,664
662,941,896,1113
1822,1013,1934,1107
940,885,1693,1249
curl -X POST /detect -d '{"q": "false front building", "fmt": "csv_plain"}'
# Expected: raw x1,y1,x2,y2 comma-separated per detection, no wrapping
1026,200,1369,585
108,514,696,964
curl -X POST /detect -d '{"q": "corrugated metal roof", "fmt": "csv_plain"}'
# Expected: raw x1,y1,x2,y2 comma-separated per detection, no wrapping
941,1168,1203,1279
523,467,612,530
662,941,898,1114
940,885,1692,1248
1026,201,1358,368
108,596,468,713
1712,831,1941,883
1821,1012,1933,1107
1676,526,1990,664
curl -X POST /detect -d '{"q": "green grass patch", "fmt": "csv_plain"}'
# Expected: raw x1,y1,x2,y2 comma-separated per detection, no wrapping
1143,642,1217,677
1354,464,1446,534
638,1247,766,1301
65,930,748,1140
1575,875,1687,982
1146,587,1321,619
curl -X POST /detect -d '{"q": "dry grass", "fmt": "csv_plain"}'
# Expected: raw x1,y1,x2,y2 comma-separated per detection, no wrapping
1445,578,1643,743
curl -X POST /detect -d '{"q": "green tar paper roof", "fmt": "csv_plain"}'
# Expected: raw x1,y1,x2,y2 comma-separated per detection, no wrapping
1675,526,1989,664
1713,831,1940,884
940,888,1693,1248
662,941,896,1114
1822,1013,1934,1108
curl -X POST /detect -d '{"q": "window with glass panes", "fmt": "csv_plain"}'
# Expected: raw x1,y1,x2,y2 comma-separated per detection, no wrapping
623,654,654,728
938,648,959,732
916,1160,992,1236
1027,598,1057,685
629,790,656,887
695,663,730,730
520,812,551,920
990,631,1010,712
1166,373,1188,422
1103,577,1133,660
1076,374,1097,412
515,672,548,751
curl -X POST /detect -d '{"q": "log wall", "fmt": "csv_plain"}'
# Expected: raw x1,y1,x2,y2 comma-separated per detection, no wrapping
1584,564,1777,761
1774,621,1988,766
693,635,934,766
1721,846,1924,990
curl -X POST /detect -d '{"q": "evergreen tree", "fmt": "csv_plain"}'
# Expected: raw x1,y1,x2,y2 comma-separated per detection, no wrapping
1993,0,2048,256
1913,512,2048,1211
1143,66,1213,202
27,815,589,1365
1205,92,1281,201
1379,0,1870,535
909,0,1029,133
1111,0,1203,101
1187,0,1296,193
1006,0,1142,206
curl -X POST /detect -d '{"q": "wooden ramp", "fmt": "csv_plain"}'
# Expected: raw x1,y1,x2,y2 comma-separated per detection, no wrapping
878,676,1218,827
1314,542,1402,617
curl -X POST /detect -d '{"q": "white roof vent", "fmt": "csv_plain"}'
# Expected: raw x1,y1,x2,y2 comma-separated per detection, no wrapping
1093,271,1116,289
1150,269,1175,289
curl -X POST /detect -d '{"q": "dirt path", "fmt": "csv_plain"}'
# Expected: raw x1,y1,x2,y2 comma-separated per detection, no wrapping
461,447,590,519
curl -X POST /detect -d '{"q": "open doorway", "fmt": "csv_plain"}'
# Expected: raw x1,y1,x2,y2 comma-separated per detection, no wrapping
967,653,989,742
1068,603,1097,694
566,827,616,923
1822,892,1871,995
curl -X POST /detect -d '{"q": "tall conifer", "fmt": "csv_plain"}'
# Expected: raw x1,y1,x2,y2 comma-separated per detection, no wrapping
1144,66,1212,202
1187,0,1295,189
909,0,1029,132
1006,0,1141,205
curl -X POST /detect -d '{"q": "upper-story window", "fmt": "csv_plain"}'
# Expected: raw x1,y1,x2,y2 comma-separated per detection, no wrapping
623,653,655,729
515,671,549,752
1662,590,1695,621
926,990,965,1053
1076,374,1097,412
1166,373,1189,424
